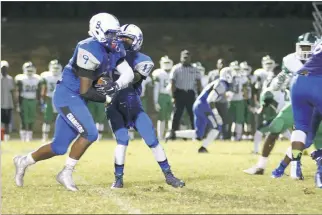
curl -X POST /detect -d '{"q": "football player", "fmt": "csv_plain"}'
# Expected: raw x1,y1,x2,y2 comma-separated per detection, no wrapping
40,60,62,143
15,62,42,142
165,67,234,153
104,24,185,188
152,56,173,140
228,61,249,141
13,13,135,191
243,33,318,179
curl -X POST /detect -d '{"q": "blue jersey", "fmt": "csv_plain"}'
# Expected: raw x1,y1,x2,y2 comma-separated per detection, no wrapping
298,41,322,75
61,37,125,93
112,51,154,95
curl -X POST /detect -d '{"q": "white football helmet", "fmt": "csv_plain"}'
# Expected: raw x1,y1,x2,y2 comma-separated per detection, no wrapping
240,61,252,76
160,56,173,71
119,24,143,51
229,61,241,76
192,62,206,76
22,61,36,76
219,67,233,84
1,60,9,68
88,13,120,45
49,59,62,76
261,55,275,72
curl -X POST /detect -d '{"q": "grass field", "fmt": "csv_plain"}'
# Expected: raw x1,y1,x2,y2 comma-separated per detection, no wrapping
1,139,321,214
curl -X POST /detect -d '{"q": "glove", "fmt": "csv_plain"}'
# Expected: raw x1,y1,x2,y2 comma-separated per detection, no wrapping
96,82,120,96
155,103,161,112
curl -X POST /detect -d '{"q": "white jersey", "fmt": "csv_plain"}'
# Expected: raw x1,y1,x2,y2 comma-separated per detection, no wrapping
201,75,209,88
40,71,61,98
15,74,41,99
253,68,273,91
207,69,220,83
231,75,249,101
271,53,304,91
152,69,171,95
141,76,152,97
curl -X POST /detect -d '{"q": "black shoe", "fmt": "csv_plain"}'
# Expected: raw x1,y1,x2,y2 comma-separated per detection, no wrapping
198,146,208,153
165,131,176,143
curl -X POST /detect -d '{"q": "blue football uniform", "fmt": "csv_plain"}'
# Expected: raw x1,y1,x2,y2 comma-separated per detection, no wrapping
193,80,228,139
51,38,125,155
106,51,155,146
291,40,322,133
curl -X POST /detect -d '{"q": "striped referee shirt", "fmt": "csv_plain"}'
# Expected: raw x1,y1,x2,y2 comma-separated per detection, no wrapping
170,63,201,92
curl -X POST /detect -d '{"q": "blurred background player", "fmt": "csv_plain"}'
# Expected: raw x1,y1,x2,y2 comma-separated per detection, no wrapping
152,56,173,140
40,60,62,143
1,60,15,142
15,62,41,142
208,58,230,139
193,62,208,88
228,61,249,141
167,50,202,140
165,67,234,153
240,61,256,140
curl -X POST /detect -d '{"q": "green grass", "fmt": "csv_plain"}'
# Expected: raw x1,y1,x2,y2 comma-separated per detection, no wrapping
1,139,321,214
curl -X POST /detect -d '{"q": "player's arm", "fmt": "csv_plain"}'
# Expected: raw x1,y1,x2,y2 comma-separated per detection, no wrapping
40,76,47,100
169,67,177,95
196,69,202,95
15,79,23,111
114,59,135,90
76,48,109,103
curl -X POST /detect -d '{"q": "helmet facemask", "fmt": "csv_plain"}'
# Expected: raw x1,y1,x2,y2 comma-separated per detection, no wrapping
296,42,313,61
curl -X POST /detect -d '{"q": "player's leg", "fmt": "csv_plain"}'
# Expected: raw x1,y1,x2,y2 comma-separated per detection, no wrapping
234,100,246,141
228,100,237,140
95,102,106,141
290,76,314,180
20,98,29,142
42,97,54,143
27,99,37,142
253,120,270,154
135,111,185,188
107,101,128,188
13,114,78,187
198,111,220,153
157,94,168,140
1,109,12,142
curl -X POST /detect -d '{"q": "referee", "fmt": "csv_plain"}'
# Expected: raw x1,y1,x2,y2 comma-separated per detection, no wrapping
168,50,202,139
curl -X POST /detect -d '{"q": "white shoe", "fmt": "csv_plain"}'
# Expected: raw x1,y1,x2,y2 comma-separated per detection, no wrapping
13,155,28,187
243,166,264,175
56,166,78,191
4,134,10,142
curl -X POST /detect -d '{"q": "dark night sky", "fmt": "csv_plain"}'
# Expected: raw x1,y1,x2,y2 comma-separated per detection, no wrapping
1,1,313,19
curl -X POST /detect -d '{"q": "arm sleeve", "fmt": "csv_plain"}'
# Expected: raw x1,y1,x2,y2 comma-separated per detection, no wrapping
153,76,160,104
115,60,134,90
80,87,107,103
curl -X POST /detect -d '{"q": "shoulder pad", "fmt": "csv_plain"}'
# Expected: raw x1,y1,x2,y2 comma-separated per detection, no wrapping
76,46,101,71
134,53,154,77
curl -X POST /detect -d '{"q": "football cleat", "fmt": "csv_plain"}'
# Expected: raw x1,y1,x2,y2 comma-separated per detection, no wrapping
56,166,78,191
315,164,322,188
243,166,264,175
198,146,209,153
163,169,185,188
13,155,28,187
271,166,285,178
111,174,124,189
290,161,304,180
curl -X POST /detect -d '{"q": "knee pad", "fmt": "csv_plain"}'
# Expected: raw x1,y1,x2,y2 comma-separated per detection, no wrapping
135,112,158,148
291,130,306,143
115,128,129,146
83,128,99,143
51,141,68,155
